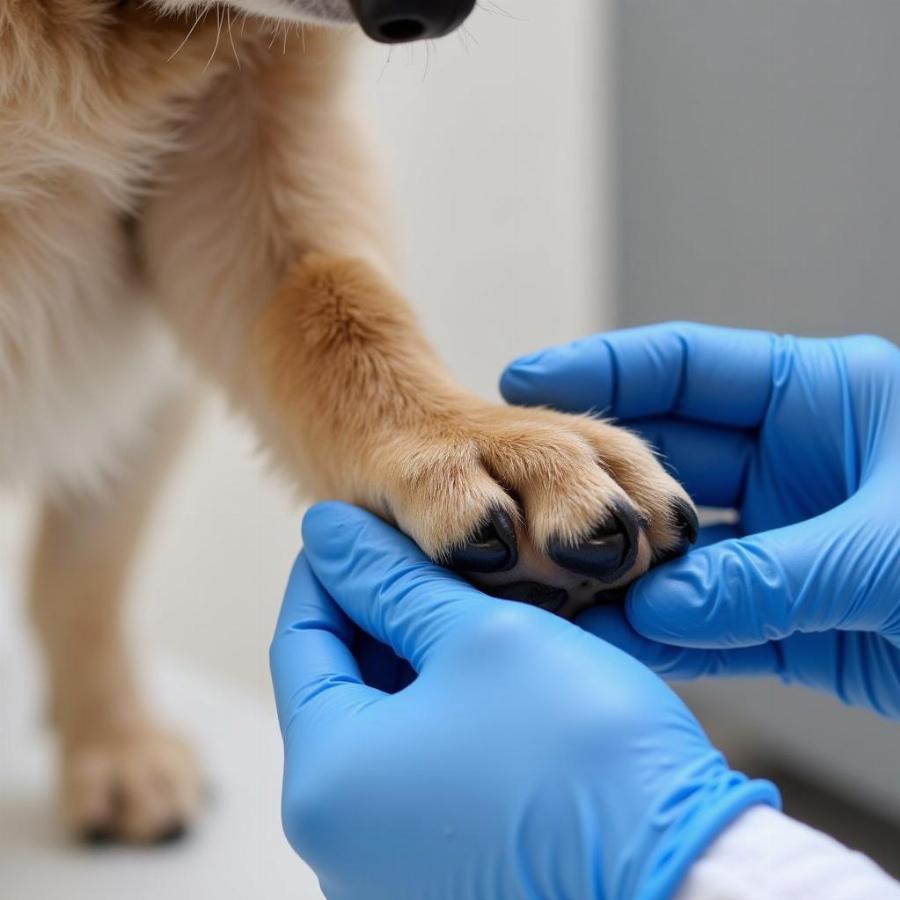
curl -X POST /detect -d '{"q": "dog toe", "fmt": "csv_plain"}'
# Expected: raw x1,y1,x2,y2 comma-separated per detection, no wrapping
548,506,640,584
63,724,202,846
449,507,518,574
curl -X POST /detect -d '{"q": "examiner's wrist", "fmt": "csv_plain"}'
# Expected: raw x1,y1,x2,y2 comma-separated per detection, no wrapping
640,778,779,900
676,805,900,900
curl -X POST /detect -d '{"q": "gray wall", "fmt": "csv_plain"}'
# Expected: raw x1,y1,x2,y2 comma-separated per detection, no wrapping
615,0,900,826
618,0,900,341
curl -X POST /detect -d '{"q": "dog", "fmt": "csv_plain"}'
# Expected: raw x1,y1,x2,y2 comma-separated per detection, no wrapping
1,0,697,844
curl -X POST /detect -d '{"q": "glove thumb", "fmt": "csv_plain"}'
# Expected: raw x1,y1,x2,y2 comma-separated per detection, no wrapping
303,502,492,672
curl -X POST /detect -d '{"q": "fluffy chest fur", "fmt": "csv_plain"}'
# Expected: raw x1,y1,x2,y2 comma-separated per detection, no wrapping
0,4,225,206
0,5,224,489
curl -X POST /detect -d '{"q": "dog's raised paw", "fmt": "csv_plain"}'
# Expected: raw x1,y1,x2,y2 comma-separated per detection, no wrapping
381,403,697,619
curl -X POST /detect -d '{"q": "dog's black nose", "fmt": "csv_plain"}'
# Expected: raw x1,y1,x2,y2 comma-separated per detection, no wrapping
348,0,476,43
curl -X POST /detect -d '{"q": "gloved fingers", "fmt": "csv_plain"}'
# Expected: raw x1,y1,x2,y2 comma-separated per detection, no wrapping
353,631,418,694
625,513,867,647
625,532,797,647
586,608,900,718
501,321,775,427
500,333,622,415
302,502,496,671
798,632,900,719
270,552,378,740
634,418,755,508
578,605,787,679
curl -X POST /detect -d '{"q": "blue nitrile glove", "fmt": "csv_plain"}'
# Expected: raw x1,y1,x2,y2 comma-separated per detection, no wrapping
270,502,778,900
502,323,900,719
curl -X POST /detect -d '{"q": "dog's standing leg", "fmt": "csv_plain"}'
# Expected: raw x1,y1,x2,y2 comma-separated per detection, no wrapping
29,394,202,843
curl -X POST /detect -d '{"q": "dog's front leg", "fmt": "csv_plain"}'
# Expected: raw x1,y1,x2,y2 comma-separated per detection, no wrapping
145,33,695,620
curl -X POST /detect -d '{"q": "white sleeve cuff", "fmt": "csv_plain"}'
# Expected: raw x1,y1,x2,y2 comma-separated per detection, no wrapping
675,805,900,900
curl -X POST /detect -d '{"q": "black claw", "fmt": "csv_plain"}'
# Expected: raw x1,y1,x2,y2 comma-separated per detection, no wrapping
489,581,568,614
672,497,699,545
81,826,114,847
449,507,518,574
155,823,189,846
656,497,699,564
548,506,639,584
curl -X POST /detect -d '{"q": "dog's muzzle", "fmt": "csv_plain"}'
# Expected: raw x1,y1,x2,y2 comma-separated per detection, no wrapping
348,0,476,43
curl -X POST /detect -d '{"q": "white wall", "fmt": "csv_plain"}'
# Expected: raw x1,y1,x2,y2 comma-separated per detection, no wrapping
129,0,613,697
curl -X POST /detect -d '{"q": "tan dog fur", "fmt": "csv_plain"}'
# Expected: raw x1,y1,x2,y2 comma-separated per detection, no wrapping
3,2,691,842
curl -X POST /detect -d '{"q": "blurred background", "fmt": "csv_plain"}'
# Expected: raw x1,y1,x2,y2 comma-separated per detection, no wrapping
2,0,899,895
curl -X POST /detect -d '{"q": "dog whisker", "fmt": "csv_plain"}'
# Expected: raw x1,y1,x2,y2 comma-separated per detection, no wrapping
477,0,523,21
378,46,394,82
167,8,206,63
203,4,224,73
267,21,280,50
226,8,241,69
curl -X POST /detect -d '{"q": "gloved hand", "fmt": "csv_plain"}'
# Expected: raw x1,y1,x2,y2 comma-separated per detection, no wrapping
502,322,900,719
271,502,777,900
